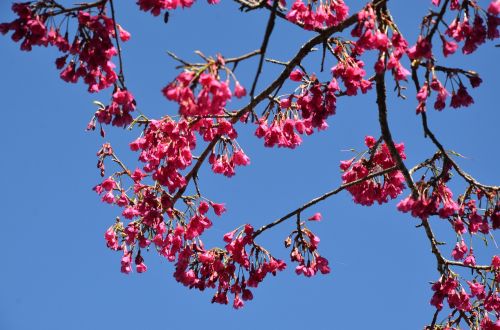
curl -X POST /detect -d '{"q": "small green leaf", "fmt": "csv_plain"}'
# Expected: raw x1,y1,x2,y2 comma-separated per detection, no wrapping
448,150,468,159
93,100,105,109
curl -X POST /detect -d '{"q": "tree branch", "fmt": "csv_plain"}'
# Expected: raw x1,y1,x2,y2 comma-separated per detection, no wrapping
254,153,448,238
375,60,418,197
253,165,399,238
411,66,499,192
170,2,389,207
427,0,450,42
47,0,107,16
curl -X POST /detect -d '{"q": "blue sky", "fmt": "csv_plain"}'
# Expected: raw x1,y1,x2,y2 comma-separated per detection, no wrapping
1,1,499,329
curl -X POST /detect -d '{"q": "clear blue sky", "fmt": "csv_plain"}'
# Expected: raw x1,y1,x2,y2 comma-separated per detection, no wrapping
1,1,499,329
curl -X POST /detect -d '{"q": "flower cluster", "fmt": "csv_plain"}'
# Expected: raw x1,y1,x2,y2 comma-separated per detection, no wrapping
330,50,372,96
407,35,433,60
430,276,471,311
352,5,410,81
285,222,330,277
397,163,500,239
94,88,136,127
162,68,235,118
0,3,65,51
415,70,480,113
60,11,125,92
255,73,338,148
1,3,130,93
286,0,349,30
103,199,286,309
429,0,500,59
341,136,406,206
397,181,459,221
451,190,500,236
444,6,500,55
92,112,284,308
161,58,248,162
209,140,250,177
129,117,196,194
427,257,500,328
137,0,220,16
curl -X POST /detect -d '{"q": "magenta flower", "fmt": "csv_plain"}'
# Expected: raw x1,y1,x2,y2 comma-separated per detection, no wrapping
289,69,304,82
308,212,322,221
211,202,226,216
489,0,500,15
234,82,246,98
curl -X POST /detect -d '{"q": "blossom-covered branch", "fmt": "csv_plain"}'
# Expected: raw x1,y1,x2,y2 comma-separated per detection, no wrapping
2,0,500,327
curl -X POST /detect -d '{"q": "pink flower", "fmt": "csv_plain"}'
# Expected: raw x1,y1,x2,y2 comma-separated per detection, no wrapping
467,281,485,298
339,158,354,171
365,135,377,148
489,0,500,15
102,191,115,204
393,62,410,81
364,136,376,148
136,262,147,273
234,82,246,98
279,98,291,108
416,83,429,103
55,55,67,69
210,202,226,216
139,236,150,248
198,201,210,214
469,75,482,88
492,255,500,269
316,256,330,274
113,89,134,105
117,24,131,42
116,194,128,207
407,36,432,60
198,252,215,264
308,212,322,221
451,241,467,260
104,227,119,250
289,69,304,82
223,229,237,243
242,289,253,301
450,84,474,108
233,294,244,309
121,250,132,274
131,168,145,182
307,232,320,249
463,251,476,266
232,150,250,166
135,253,147,273
122,206,140,219
440,36,458,57
453,217,467,234
244,224,254,236
450,0,460,10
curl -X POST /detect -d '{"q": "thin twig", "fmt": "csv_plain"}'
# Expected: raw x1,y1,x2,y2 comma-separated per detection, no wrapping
420,111,500,191
225,49,262,63
109,0,125,85
428,308,440,330
427,0,450,41
249,0,279,99
253,165,399,237
421,62,479,77
167,51,191,66
47,0,107,16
